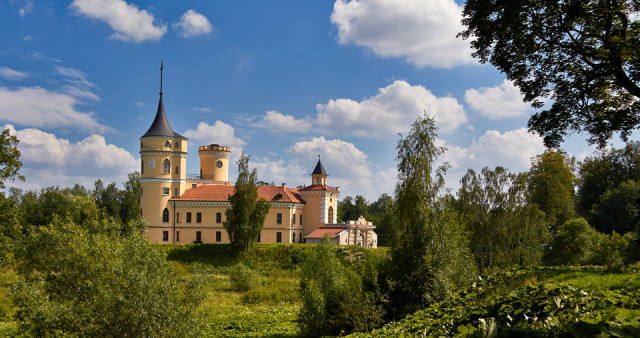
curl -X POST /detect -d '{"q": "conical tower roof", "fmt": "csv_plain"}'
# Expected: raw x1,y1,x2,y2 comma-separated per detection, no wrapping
311,158,327,175
141,94,186,139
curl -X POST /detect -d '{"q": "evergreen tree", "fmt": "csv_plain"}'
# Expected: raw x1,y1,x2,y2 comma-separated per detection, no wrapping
224,152,270,251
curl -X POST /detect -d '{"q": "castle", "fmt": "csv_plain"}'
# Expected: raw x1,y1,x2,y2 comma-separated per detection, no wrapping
140,66,377,247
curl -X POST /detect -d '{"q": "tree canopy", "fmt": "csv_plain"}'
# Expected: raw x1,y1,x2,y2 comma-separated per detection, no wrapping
460,0,640,147
224,152,270,251
0,128,24,189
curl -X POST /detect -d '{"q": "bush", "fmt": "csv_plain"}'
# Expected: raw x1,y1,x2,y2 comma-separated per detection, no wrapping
229,263,261,292
589,231,629,265
545,218,599,265
298,243,383,336
10,217,204,337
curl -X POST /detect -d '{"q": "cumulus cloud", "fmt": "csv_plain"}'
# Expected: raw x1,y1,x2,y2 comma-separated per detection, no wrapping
18,0,33,17
316,80,467,137
173,9,214,38
331,0,475,68
439,128,546,190
4,124,137,190
0,86,108,133
183,121,246,147
254,110,312,132
70,0,167,43
465,80,531,119
0,66,29,81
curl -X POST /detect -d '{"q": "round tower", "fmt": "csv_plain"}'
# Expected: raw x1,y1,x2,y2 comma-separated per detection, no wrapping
198,144,230,182
139,62,188,243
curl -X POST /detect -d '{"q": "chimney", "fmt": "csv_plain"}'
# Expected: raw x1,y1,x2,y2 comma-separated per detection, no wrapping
281,183,286,189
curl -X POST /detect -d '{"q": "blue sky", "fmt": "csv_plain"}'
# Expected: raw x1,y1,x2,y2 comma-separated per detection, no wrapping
0,0,622,200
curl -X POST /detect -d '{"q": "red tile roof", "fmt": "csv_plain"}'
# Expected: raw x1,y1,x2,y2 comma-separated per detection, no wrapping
305,227,346,239
171,185,306,203
299,184,339,192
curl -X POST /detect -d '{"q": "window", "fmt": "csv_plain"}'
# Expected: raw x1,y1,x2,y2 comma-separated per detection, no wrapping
196,212,202,223
358,234,363,247
258,234,261,242
328,206,334,223
216,212,222,223
292,213,295,225
277,213,282,224
176,212,180,223
176,231,180,242
174,188,179,196
162,208,169,223
175,141,179,148
163,159,170,174
300,215,303,225
192,183,197,188
164,141,171,148
175,166,180,175
141,160,144,174
163,187,169,195
196,231,202,242
276,232,282,243
162,231,168,242
149,158,155,168
293,233,296,243
186,212,192,223
216,231,221,242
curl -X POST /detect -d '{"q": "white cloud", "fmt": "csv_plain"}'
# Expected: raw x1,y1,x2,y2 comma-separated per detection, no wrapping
465,80,531,119
440,128,546,190
192,107,213,112
254,110,312,132
0,66,29,81
173,9,214,38
18,0,33,17
183,121,246,147
316,80,467,137
70,0,167,43
4,124,137,190
0,87,108,133
23,35,31,41
331,0,475,68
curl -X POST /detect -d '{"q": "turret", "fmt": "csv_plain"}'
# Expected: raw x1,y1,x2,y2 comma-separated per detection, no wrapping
198,144,231,182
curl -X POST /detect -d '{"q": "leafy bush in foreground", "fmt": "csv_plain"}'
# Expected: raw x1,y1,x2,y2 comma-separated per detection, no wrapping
10,218,204,337
229,263,261,292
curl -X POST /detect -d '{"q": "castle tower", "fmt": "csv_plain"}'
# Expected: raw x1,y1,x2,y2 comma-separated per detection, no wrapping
299,157,339,235
140,62,188,242
198,144,231,182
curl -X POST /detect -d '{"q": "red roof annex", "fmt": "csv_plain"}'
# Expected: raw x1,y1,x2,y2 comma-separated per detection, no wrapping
170,185,306,203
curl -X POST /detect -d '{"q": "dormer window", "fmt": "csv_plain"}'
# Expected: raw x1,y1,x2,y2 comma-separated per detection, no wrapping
164,141,171,148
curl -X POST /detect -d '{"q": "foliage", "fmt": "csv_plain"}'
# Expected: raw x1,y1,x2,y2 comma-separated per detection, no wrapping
94,172,141,226
457,166,550,273
545,218,600,266
298,243,383,336
460,1,640,147
0,128,24,189
229,263,262,292
528,150,577,230
0,194,21,266
350,266,640,337
224,152,270,251
338,195,370,222
589,179,640,235
389,113,476,318
590,231,631,266
10,217,204,337
338,193,395,247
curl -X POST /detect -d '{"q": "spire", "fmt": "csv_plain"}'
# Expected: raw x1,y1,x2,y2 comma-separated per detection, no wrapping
141,62,186,139
311,156,327,175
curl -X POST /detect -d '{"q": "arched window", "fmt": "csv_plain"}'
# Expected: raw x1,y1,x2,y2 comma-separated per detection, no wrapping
141,160,144,174
328,206,334,223
358,234,364,247
175,141,179,148
175,166,179,175
163,159,170,174
162,208,169,223
164,141,171,148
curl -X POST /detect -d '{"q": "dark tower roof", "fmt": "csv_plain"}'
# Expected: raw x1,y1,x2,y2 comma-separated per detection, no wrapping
141,61,187,139
311,158,327,175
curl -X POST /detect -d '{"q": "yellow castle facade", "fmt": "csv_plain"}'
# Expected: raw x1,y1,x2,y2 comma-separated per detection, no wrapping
140,69,377,247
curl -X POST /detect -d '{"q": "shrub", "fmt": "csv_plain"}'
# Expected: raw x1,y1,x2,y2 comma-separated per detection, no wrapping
590,231,629,265
545,218,599,265
298,243,383,336
229,263,261,292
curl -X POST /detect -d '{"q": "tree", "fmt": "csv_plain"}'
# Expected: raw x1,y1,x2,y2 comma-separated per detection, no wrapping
544,218,599,265
460,1,640,147
0,128,24,188
456,167,550,273
368,193,394,247
589,179,640,234
224,152,270,251
389,113,476,318
10,217,204,337
119,172,141,226
528,150,577,230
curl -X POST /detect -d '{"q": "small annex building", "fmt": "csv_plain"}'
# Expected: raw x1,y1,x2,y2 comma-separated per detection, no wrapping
139,67,377,248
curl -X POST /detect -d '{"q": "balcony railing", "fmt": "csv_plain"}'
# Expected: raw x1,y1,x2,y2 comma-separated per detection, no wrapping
186,173,218,181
